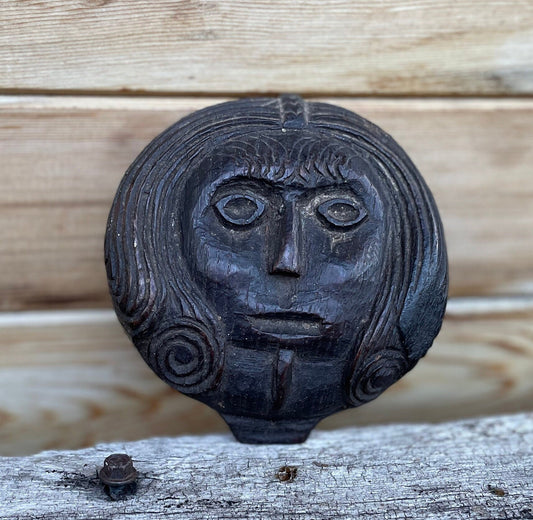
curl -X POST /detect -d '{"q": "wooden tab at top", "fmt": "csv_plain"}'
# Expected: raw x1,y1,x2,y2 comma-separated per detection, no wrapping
0,0,532,95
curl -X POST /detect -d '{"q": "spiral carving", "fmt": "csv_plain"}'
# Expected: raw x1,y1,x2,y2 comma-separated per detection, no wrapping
348,349,410,406
147,319,222,394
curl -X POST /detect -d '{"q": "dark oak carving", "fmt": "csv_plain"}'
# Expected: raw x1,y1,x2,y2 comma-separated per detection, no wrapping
105,95,448,444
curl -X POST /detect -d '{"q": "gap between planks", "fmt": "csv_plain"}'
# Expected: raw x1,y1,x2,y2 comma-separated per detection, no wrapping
2,89,533,99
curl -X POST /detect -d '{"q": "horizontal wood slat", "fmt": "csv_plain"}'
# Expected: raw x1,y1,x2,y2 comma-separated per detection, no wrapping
1,302,532,455
1,96,533,310
1,1,533,95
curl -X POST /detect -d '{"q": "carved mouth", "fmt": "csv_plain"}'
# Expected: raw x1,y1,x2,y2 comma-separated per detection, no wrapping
246,312,324,339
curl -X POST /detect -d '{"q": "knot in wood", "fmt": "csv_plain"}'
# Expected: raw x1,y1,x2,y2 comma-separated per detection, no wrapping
276,465,298,483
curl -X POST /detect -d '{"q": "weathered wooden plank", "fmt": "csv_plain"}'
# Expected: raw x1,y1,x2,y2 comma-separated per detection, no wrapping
2,96,533,310
0,413,531,520
1,300,532,456
1,1,533,95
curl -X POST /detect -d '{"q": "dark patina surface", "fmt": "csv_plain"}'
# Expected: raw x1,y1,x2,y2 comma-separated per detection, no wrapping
105,95,448,444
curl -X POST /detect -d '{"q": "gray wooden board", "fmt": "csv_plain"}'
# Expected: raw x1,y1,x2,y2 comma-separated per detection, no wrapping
0,413,532,520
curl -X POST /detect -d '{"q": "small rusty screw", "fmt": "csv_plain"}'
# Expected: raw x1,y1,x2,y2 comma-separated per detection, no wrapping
99,453,137,485
99,454,137,500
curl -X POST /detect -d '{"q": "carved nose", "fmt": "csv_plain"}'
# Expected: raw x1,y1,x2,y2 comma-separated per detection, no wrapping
270,204,301,277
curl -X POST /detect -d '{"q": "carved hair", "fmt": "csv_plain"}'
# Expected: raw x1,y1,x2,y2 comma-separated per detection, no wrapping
105,95,447,403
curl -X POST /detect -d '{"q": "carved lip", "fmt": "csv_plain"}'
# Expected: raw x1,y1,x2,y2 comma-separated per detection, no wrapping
246,312,325,338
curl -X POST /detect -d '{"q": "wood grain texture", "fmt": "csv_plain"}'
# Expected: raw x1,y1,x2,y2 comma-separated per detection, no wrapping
1,302,532,456
0,413,531,520
1,1,533,95
2,96,533,310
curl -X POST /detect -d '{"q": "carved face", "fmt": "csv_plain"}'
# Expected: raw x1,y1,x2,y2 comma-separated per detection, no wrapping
184,146,387,360
175,133,401,428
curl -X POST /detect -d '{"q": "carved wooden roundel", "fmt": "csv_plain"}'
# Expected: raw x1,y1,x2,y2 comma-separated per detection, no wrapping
105,95,448,444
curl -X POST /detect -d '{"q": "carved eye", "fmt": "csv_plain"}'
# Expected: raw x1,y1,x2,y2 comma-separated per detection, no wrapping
215,194,266,227
316,198,367,230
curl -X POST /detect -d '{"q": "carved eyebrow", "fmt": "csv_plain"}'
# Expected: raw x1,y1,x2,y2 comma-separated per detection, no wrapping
291,184,366,204
213,175,276,192
209,172,370,205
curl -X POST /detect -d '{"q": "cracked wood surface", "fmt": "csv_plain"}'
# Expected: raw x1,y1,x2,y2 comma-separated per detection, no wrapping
0,413,532,519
